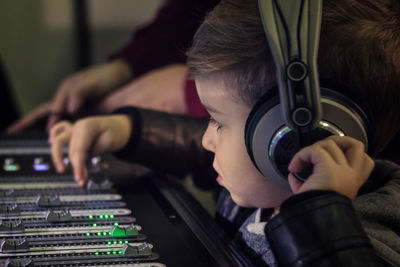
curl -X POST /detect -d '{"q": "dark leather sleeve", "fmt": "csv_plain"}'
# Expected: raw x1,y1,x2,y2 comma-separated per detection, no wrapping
265,190,387,267
113,106,217,189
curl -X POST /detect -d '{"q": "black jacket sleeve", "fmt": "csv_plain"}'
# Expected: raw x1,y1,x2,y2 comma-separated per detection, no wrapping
265,190,387,267
112,106,217,190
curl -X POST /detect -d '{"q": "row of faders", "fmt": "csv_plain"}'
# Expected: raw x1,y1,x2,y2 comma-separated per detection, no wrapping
0,153,165,267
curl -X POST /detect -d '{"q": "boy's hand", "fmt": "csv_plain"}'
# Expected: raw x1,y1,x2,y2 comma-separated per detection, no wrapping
287,136,375,200
49,115,132,187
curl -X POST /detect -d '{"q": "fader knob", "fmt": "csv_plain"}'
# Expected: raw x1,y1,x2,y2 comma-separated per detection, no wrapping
86,178,113,190
0,189,15,197
0,238,29,252
0,203,20,214
45,210,72,222
112,224,139,237
35,194,61,207
0,219,24,232
123,242,152,257
5,258,34,267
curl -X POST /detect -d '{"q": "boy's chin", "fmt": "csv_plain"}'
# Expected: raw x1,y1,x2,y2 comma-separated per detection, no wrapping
230,194,258,208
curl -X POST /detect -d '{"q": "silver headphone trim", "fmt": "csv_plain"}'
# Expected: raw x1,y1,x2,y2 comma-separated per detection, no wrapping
268,120,345,178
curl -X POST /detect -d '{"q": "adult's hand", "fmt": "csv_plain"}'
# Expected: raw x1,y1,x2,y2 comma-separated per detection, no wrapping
98,64,189,114
47,60,132,129
7,102,52,133
7,60,132,133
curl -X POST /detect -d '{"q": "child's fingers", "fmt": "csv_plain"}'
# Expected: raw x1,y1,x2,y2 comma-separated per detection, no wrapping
48,121,72,144
327,136,365,170
288,144,331,172
51,129,71,173
288,173,303,193
314,138,347,165
69,120,101,186
361,153,375,181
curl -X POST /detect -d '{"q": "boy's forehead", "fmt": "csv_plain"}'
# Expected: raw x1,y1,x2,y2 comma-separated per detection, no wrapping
196,78,249,116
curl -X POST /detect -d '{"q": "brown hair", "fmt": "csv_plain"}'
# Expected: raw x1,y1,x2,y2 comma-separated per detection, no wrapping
187,0,400,154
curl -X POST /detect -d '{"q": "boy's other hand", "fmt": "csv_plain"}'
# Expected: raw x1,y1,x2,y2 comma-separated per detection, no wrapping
49,115,132,187
288,136,375,200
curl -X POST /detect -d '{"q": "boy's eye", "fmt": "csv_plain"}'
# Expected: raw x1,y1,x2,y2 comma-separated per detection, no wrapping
209,117,223,131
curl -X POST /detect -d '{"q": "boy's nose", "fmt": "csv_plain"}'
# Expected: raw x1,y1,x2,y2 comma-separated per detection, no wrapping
202,124,216,152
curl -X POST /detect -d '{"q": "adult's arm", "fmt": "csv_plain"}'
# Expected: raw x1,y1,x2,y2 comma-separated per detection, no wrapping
110,0,219,78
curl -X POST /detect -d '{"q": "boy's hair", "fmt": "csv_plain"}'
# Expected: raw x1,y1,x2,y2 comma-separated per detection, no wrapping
187,0,400,155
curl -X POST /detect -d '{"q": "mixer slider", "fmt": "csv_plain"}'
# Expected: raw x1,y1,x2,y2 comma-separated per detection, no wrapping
0,205,19,215
0,190,14,198
0,238,29,253
123,242,152,257
112,224,140,237
45,210,72,222
4,258,34,267
0,220,24,233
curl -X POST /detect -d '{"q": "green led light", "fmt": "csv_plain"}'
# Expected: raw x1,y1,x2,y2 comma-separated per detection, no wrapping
103,232,107,235
86,232,90,236
88,215,93,219
94,252,99,256
107,251,111,255
105,214,109,218
125,241,128,244
118,251,123,254
93,223,97,227
113,241,117,244
108,232,112,235
97,232,101,236
99,215,104,219
114,222,118,226
110,214,114,218
118,241,123,244
107,241,111,244
113,251,117,254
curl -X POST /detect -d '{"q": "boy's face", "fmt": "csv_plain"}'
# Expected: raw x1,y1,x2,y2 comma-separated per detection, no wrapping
196,77,292,208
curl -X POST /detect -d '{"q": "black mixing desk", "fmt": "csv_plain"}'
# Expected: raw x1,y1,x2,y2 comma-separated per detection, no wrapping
0,134,251,267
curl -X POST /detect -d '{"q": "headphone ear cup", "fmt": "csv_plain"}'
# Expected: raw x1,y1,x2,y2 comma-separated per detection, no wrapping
245,87,279,167
245,85,370,190
245,88,293,189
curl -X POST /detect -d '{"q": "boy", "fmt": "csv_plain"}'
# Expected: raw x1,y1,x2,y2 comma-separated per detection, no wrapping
50,0,400,265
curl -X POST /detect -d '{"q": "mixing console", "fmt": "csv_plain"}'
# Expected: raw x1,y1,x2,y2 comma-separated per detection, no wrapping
0,134,252,267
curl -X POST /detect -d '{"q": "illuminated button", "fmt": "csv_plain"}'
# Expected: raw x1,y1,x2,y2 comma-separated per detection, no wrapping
33,158,50,171
3,158,20,172
91,156,101,167
63,157,70,166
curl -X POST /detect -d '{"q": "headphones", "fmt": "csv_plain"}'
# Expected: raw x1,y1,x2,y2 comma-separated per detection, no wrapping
245,0,371,190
